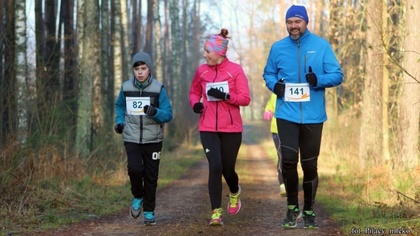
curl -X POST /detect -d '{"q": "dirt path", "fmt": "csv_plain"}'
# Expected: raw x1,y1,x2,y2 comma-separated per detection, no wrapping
35,126,341,236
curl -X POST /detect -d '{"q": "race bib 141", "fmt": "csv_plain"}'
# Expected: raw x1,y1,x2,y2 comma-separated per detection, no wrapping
284,83,310,102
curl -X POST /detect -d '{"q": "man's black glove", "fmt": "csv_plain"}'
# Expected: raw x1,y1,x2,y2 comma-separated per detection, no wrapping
306,66,318,87
193,102,204,114
207,87,228,100
143,105,157,116
274,81,285,97
114,124,124,134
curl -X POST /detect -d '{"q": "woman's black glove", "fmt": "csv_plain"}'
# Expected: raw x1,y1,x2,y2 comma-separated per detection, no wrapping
207,88,228,100
193,102,204,114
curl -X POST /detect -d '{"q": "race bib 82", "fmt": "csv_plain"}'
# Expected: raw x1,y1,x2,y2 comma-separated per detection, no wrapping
126,97,150,115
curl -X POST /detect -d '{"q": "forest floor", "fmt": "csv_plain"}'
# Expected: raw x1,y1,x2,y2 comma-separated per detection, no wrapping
25,125,343,236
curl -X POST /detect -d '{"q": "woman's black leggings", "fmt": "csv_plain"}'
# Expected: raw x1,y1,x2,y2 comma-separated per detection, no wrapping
277,118,323,211
200,132,242,210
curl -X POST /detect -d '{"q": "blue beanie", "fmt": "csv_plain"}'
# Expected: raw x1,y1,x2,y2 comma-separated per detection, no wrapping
285,5,308,23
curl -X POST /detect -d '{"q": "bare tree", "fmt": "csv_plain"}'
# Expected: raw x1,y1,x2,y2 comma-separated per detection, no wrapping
313,0,324,35
168,0,181,139
34,0,44,128
121,0,130,80
101,0,114,123
144,0,154,56
75,0,101,158
184,0,203,142
398,0,420,169
112,0,124,101
359,0,384,165
162,0,171,93
37,0,60,120
381,1,391,162
62,0,77,113
0,1,16,145
328,0,343,120
154,0,163,82
0,0,5,144
15,0,28,143
131,0,142,55
190,0,202,72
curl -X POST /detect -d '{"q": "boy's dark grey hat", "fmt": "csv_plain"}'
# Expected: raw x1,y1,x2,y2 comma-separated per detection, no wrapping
132,52,153,74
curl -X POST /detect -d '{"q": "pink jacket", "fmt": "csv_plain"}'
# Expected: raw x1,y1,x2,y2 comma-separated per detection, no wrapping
189,58,251,132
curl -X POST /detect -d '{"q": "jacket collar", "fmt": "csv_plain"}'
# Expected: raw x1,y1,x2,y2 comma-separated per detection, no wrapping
209,57,229,70
132,76,152,90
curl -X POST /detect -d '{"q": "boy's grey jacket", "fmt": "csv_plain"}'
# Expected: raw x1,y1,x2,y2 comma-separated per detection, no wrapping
115,52,173,144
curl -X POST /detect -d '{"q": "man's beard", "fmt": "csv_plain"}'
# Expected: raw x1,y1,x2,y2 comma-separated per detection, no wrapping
288,28,302,40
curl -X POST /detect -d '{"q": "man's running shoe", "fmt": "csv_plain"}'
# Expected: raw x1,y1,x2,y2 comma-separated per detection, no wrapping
227,185,241,215
279,183,286,196
130,198,143,219
303,210,319,229
143,211,156,226
282,205,301,229
208,208,223,226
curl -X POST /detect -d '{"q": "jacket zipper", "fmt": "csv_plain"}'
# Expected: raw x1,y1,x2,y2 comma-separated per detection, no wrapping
297,40,303,123
139,88,143,143
213,65,219,131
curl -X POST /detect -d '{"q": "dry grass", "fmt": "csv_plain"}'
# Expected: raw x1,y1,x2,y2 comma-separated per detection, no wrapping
318,112,420,233
0,136,131,233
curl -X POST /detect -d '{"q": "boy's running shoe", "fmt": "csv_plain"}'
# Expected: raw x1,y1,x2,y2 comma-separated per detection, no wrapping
282,205,301,229
130,198,143,219
227,185,241,215
143,211,156,226
303,210,319,229
208,208,223,226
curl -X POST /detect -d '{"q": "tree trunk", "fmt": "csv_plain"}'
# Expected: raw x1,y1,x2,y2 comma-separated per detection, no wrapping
0,0,5,144
169,0,181,138
154,0,162,83
359,0,383,166
314,0,324,35
34,0,44,127
328,0,340,120
120,0,130,80
145,0,154,56
91,2,103,135
1,1,16,144
137,0,143,53
62,0,77,133
112,0,124,100
399,0,420,169
279,0,287,37
101,0,114,125
131,0,141,54
42,0,60,112
15,0,28,143
381,1,390,162
75,0,99,158
184,0,202,142
162,0,171,94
